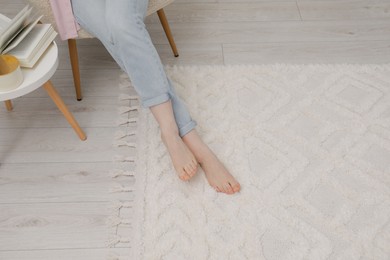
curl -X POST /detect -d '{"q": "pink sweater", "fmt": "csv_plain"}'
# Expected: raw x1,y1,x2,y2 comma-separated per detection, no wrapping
49,0,80,40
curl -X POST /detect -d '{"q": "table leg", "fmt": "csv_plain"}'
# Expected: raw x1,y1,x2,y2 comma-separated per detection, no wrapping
4,100,13,111
43,81,87,141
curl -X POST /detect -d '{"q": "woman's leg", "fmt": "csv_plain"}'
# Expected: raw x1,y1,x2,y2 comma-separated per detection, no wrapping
149,101,197,180
71,0,240,193
71,0,197,180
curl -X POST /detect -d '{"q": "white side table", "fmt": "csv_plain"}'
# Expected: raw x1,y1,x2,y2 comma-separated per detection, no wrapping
0,15,86,140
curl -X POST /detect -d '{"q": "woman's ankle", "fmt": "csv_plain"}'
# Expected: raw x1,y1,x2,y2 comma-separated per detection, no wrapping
182,131,211,164
160,125,180,139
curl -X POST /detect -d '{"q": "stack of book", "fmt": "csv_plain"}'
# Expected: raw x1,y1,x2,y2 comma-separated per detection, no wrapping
0,5,57,68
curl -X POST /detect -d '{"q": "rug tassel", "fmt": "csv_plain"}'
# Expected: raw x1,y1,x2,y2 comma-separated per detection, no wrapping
110,169,135,178
106,253,120,260
110,201,133,211
117,117,138,126
118,78,132,89
118,106,139,114
119,75,132,89
115,130,136,140
119,94,138,101
107,235,131,247
107,216,121,226
110,184,134,193
114,140,137,148
107,216,132,226
113,155,136,162
119,84,131,90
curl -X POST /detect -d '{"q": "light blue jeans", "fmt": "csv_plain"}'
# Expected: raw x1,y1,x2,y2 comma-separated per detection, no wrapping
71,0,196,137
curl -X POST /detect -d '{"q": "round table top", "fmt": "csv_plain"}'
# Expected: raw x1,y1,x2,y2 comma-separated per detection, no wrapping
0,14,58,101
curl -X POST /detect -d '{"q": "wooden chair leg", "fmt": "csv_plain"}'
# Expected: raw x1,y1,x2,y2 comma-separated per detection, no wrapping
68,39,83,101
157,9,179,57
43,80,87,141
4,100,13,111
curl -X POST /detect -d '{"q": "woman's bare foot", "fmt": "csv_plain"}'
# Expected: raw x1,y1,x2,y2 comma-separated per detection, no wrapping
161,131,198,181
150,101,198,181
182,130,241,194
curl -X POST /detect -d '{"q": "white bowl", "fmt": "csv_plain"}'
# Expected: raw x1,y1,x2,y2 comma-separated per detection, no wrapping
0,55,24,92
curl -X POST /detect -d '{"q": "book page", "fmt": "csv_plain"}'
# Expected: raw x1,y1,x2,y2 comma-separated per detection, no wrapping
9,24,51,57
2,15,43,54
0,5,32,53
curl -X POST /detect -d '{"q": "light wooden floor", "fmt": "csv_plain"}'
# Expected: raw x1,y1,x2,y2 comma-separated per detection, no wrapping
0,0,389,259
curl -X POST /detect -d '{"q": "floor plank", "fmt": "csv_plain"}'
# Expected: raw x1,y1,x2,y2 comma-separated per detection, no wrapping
155,43,224,65
0,96,119,128
0,162,134,203
223,40,390,64
146,20,390,45
145,2,301,23
0,202,112,250
0,248,131,260
297,0,390,21
57,45,119,71
0,128,118,163
26,69,126,98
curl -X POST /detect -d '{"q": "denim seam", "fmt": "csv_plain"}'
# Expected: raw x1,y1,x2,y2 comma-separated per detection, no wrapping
178,120,197,137
142,93,170,108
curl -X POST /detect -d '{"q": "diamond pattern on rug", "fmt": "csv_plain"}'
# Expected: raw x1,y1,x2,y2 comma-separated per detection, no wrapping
132,64,390,260
325,74,384,114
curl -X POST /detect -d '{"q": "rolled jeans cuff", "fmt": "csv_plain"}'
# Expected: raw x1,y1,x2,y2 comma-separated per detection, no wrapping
142,93,170,108
179,120,197,137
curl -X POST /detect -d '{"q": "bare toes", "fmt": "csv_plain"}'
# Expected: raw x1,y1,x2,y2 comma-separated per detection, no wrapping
224,183,234,194
230,182,241,192
184,172,192,180
221,183,229,194
185,166,196,178
185,163,197,178
184,166,191,175
179,171,190,181
187,164,194,175
188,170,196,178
191,164,198,175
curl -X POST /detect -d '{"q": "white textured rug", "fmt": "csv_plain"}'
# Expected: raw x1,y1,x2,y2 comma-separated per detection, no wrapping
130,65,390,260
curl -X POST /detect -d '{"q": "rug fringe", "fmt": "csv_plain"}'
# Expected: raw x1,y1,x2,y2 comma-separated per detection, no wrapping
119,93,139,100
106,254,120,260
107,216,132,226
110,201,133,211
115,130,136,140
106,253,119,260
110,184,134,193
107,235,131,247
113,155,136,162
108,73,140,258
117,117,138,126
118,106,139,114
110,169,135,178
113,140,137,148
